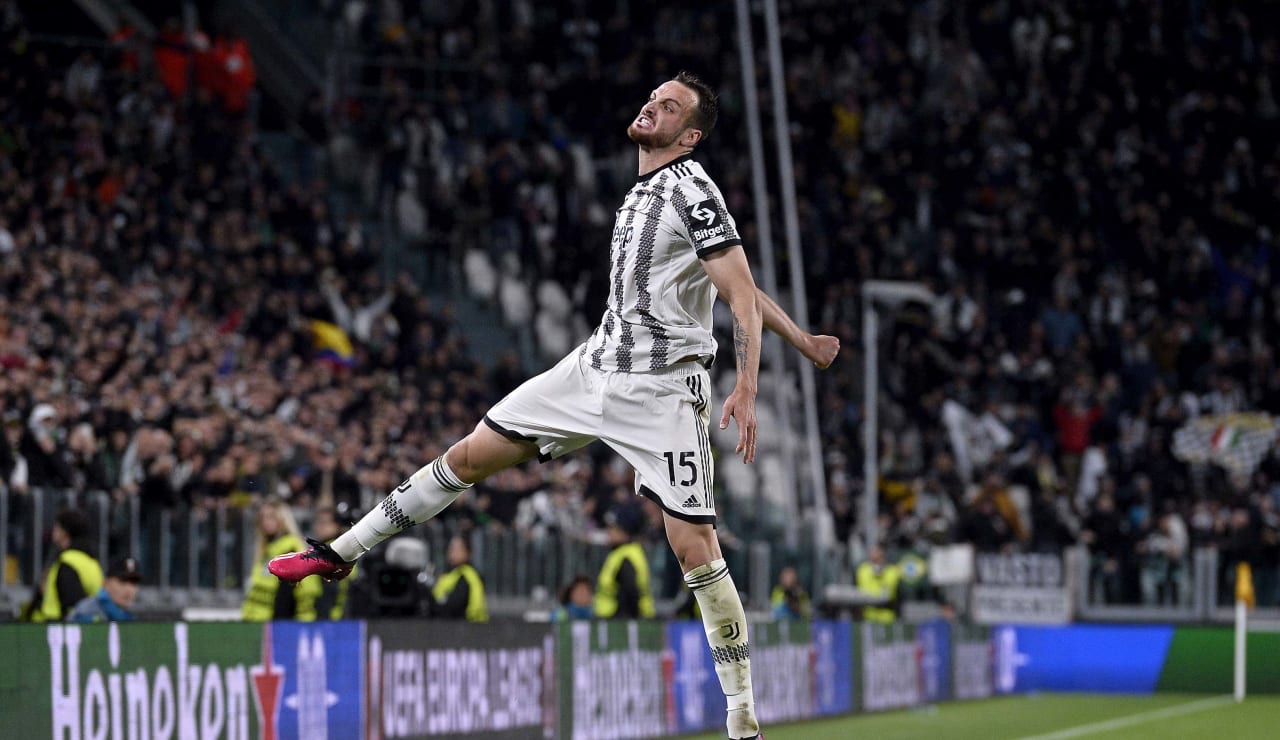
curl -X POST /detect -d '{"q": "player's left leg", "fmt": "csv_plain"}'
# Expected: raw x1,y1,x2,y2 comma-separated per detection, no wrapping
665,515,760,740
601,362,761,739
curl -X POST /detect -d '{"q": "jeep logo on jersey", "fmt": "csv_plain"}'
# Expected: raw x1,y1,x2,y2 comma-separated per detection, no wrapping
687,201,718,226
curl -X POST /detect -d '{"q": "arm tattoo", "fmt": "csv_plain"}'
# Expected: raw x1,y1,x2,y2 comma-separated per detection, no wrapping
733,316,749,371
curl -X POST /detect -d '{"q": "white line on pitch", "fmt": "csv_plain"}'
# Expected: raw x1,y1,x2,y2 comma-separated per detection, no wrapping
1013,695,1235,740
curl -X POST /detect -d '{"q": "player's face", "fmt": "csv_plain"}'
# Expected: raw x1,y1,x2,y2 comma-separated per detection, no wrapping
627,80,699,149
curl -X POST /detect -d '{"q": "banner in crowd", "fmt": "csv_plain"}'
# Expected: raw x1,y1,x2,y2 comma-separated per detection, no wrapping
366,620,553,740
1172,412,1277,477
941,398,1014,481
994,624,1280,695
970,553,1072,625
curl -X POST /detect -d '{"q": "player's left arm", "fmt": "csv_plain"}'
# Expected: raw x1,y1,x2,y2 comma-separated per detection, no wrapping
702,246,762,463
753,289,841,369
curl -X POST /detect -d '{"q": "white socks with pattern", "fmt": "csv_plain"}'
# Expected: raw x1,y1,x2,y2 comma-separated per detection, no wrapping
685,558,758,740
330,455,471,561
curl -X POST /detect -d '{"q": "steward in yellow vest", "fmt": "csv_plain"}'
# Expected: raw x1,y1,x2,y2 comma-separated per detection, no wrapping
242,499,321,621
25,510,104,622
432,535,488,622
594,507,655,619
855,544,901,623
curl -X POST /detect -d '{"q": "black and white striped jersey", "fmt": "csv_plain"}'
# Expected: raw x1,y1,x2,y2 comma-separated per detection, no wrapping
581,154,742,372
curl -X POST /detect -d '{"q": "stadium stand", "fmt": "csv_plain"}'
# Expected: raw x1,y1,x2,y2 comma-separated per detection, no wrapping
1,0,1278,618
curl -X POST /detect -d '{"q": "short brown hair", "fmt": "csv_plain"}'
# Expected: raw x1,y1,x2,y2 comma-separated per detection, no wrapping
673,70,719,141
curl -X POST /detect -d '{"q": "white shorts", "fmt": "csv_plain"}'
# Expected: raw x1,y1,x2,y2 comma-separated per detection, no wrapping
484,346,717,524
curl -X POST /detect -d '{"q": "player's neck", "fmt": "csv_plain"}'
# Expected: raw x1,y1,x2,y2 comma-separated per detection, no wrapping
636,146,693,177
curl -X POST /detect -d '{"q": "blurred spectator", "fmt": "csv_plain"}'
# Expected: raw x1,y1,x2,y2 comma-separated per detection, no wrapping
21,509,102,622
241,497,320,621
430,534,488,622
958,491,1015,554
21,404,72,489
594,505,655,619
770,566,811,621
67,555,142,623
855,543,900,624
212,29,256,115
1081,492,1130,604
1137,502,1190,606
551,574,595,621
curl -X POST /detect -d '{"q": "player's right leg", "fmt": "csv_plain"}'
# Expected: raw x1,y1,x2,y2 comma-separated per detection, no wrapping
271,348,599,583
269,424,536,582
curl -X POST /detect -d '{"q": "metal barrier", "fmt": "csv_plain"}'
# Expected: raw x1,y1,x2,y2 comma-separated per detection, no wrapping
10,488,1273,623
1073,545,1280,624
0,489,892,615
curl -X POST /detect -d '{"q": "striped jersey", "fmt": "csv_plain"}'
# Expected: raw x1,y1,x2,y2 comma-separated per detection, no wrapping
582,154,742,372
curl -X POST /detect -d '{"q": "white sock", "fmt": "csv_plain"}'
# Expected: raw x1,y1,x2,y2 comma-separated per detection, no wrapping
330,455,471,561
685,559,758,740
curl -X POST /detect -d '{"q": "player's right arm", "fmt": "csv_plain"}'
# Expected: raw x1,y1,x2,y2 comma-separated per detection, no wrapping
755,289,841,369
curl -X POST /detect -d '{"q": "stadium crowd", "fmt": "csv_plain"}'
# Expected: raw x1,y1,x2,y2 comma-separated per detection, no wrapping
0,3,630,590
326,0,1280,606
1,0,1279,609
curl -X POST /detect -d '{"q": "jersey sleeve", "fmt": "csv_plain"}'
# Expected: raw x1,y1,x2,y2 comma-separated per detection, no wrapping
671,177,742,258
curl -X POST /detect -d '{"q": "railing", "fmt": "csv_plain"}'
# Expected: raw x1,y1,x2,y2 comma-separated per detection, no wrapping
2,488,836,616
8,488,1274,624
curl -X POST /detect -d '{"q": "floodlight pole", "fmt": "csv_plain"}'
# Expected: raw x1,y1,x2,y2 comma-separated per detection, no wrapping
762,0,829,547
863,294,878,552
735,0,799,537
861,280,936,551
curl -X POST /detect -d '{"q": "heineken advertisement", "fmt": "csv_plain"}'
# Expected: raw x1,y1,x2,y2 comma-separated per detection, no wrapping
7,622,264,739
558,620,666,740
1,621,367,740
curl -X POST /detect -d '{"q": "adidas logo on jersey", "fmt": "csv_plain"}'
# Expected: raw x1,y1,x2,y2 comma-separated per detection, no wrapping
681,494,700,508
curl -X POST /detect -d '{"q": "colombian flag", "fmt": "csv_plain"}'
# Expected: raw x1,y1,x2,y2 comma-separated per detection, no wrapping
309,320,354,367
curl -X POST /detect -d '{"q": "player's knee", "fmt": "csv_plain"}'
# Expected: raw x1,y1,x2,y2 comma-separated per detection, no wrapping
445,439,481,483
670,527,718,570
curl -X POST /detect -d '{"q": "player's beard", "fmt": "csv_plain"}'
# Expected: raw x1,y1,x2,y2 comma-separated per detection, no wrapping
627,121,682,149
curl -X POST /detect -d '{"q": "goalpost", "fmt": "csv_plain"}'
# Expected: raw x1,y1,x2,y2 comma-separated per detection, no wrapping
860,280,936,551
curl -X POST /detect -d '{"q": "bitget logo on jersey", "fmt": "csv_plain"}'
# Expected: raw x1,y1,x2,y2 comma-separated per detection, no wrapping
686,201,725,242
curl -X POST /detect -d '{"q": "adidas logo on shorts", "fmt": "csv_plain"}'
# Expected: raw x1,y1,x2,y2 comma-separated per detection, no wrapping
681,495,699,508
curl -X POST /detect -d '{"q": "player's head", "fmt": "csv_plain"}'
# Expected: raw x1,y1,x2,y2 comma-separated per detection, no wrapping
627,71,719,151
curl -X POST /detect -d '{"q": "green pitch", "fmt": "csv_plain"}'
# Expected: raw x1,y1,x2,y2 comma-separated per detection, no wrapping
685,693,1280,740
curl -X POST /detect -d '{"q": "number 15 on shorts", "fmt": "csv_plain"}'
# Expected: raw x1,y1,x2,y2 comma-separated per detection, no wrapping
663,451,699,486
